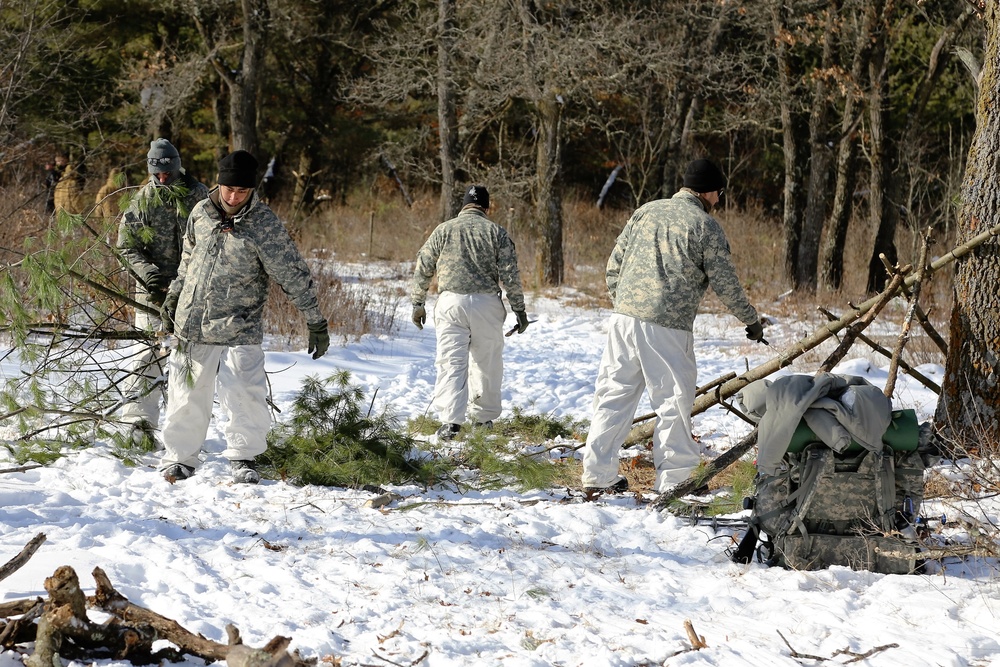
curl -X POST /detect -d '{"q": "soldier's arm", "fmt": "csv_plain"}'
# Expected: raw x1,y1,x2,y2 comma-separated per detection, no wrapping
703,222,758,325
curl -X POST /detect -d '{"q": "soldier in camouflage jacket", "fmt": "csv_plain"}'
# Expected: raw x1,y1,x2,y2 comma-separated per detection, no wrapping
116,139,209,443
582,159,766,495
157,150,330,484
410,185,529,440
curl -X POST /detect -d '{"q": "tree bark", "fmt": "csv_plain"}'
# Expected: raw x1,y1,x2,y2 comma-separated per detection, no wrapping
821,4,875,290
865,0,899,294
795,4,839,292
935,4,1000,448
437,0,462,221
772,0,804,283
536,87,564,286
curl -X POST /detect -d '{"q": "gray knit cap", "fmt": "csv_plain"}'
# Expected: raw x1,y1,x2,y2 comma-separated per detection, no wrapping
147,138,181,175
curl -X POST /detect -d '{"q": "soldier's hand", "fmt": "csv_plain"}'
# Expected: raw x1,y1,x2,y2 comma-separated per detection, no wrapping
307,320,330,360
745,319,766,344
412,304,426,330
514,310,530,334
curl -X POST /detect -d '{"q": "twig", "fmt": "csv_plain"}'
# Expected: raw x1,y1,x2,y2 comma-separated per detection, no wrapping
0,464,44,475
776,629,827,661
683,620,707,649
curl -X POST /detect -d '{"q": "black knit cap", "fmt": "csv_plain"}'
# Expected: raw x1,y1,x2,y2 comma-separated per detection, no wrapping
462,185,490,210
218,150,259,188
682,159,727,193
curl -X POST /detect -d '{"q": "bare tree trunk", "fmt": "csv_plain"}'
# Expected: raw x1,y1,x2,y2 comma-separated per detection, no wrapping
821,4,875,290
196,0,267,158
865,0,898,294
536,87,564,286
795,3,840,292
935,5,1000,448
437,0,461,221
773,0,804,283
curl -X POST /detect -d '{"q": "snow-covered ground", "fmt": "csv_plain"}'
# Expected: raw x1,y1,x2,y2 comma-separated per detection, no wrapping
2,274,999,667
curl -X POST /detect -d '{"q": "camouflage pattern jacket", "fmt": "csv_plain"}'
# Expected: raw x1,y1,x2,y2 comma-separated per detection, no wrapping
170,189,324,345
411,207,525,312
117,172,210,293
607,190,757,332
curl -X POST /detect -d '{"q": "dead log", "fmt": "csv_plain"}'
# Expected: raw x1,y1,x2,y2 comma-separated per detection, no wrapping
0,533,46,583
26,566,156,667
91,567,316,667
0,599,44,647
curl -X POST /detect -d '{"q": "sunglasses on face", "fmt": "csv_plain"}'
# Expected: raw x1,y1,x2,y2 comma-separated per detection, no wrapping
147,156,175,166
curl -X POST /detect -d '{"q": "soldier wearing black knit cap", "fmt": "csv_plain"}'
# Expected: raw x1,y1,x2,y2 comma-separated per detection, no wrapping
157,149,330,484
581,158,765,497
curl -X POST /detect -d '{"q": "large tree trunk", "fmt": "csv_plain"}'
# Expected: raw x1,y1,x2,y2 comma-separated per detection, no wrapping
934,6,1000,449
437,0,461,221
795,3,840,292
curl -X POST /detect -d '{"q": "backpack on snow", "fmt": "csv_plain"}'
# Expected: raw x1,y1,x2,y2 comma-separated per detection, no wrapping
731,409,926,574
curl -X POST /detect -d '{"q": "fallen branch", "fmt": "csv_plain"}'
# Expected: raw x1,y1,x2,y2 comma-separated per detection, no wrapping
651,430,758,510
818,272,905,373
90,566,318,667
0,533,46,583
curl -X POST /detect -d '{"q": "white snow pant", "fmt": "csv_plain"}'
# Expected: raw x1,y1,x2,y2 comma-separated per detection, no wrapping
120,305,166,428
581,314,699,492
431,291,506,425
159,343,271,469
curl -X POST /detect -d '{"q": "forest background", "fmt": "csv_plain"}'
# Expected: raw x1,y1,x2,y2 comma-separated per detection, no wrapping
0,0,998,446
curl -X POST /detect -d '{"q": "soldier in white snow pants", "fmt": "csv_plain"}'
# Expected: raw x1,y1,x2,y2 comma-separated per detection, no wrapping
581,314,699,491
159,343,271,468
430,291,507,426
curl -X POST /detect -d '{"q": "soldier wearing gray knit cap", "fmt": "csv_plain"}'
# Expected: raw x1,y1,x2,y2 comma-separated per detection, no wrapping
581,158,765,497
116,138,209,447
146,138,183,186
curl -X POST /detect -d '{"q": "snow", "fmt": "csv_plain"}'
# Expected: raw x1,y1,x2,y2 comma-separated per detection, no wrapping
2,283,999,667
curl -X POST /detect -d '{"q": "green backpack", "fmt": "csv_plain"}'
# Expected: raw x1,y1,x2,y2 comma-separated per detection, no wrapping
732,409,925,574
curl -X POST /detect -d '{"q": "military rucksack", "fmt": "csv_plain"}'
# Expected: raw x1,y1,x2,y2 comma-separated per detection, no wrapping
731,408,925,574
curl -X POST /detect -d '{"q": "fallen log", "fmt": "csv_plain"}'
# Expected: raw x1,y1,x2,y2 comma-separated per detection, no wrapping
91,567,316,667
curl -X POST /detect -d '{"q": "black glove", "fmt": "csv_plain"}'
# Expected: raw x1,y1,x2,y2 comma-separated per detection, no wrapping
514,310,530,334
412,304,426,330
160,291,179,334
745,320,765,343
143,272,168,307
307,320,330,360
